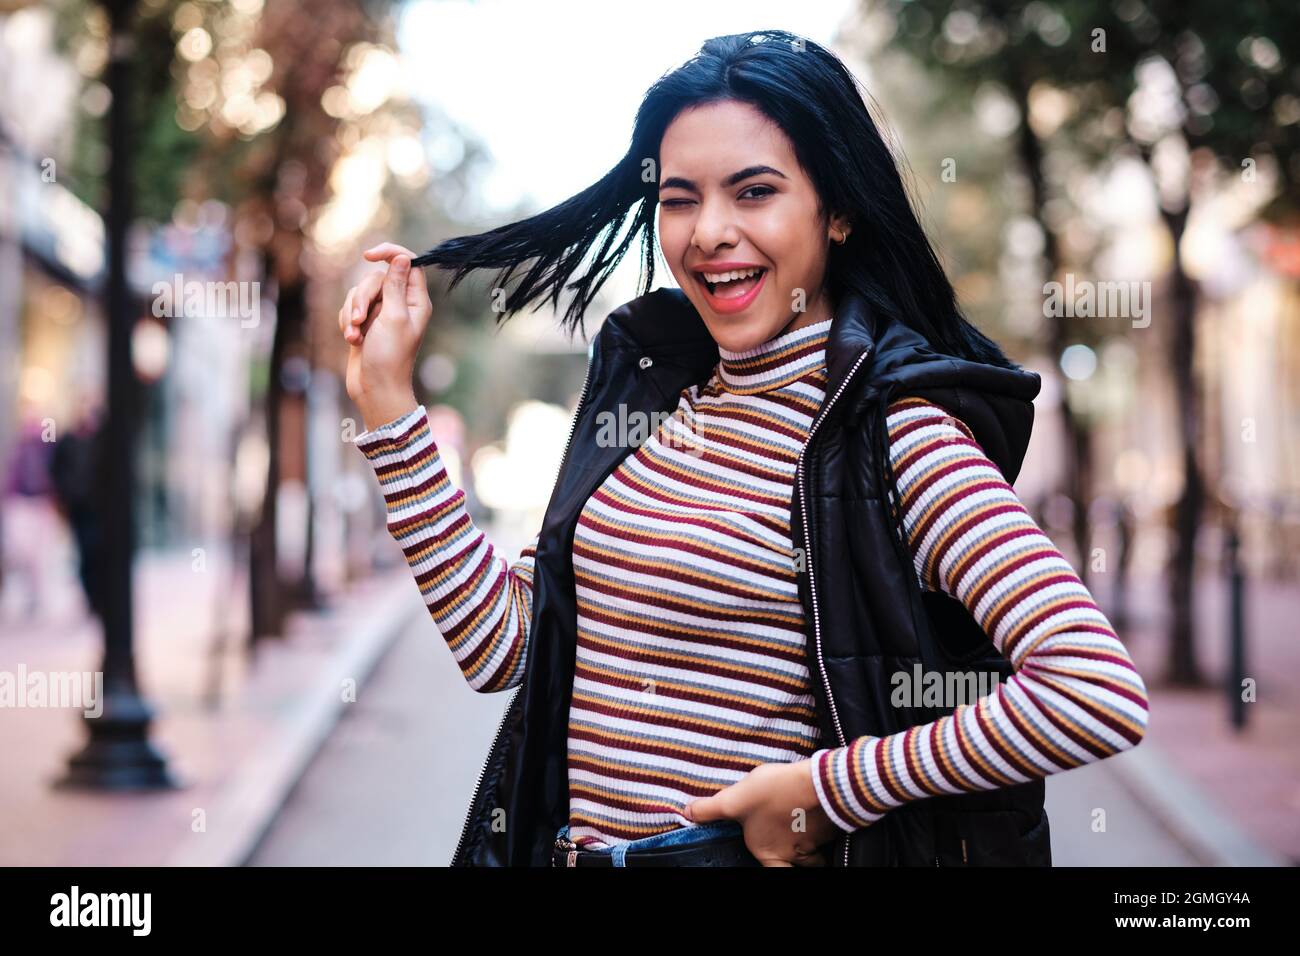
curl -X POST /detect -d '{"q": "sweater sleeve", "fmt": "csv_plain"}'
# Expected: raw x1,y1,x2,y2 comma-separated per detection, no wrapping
808,396,1149,832
354,404,536,693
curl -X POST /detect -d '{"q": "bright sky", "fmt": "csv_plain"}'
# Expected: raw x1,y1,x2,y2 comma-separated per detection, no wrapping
398,0,854,212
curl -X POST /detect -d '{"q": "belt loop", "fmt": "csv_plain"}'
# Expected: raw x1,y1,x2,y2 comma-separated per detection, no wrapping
612,843,629,867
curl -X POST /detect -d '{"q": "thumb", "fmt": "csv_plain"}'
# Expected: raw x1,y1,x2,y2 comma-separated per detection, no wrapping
683,796,720,823
407,259,432,334
381,254,411,316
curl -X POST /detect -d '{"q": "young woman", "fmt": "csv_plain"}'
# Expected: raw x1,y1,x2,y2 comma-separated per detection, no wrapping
338,30,1149,867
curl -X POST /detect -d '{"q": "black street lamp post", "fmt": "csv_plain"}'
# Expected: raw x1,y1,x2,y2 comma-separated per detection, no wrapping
57,0,178,792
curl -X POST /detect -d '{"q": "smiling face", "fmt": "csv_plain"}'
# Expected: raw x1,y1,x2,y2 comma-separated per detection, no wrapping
656,99,851,353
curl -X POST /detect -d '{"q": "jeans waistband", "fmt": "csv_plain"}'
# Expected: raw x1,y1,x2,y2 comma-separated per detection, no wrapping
555,820,748,867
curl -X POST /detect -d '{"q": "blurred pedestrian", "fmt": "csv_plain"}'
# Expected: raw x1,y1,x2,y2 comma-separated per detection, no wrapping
50,393,108,622
2,402,60,619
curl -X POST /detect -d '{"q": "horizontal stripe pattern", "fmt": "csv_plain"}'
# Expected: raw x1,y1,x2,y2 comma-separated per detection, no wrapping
566,317,834,847
809,396,1150,833
355,407,536,693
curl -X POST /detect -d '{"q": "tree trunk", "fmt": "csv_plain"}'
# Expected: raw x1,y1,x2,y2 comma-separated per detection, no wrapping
250,256,306,642
1012,82,1094,586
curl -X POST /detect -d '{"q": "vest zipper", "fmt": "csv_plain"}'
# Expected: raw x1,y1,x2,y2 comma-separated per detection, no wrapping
450,350,596,867
795,344,872,868
555,351,596,480
450,684,521,865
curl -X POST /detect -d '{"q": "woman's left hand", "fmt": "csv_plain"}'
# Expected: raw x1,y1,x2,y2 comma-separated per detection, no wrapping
684,759,844,866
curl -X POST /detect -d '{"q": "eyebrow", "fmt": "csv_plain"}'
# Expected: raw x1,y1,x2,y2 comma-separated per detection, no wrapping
658,165,787,193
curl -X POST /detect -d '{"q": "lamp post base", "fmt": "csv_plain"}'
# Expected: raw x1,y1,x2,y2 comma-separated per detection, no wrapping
55,690,182,791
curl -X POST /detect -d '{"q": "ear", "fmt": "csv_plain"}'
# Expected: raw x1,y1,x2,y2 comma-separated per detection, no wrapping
827,211,853,244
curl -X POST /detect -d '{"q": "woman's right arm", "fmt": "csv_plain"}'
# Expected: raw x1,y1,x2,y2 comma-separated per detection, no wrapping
355,404,537,693
339,242,536,693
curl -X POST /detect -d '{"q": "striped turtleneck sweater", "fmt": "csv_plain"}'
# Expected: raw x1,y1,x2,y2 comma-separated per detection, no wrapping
564,316,832,847
354,316,1148,850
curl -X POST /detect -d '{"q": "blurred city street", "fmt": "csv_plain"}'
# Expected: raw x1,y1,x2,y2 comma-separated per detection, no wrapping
1115,569,1300,865
245,595,512,866
0,538,426,867
2,0,1298,872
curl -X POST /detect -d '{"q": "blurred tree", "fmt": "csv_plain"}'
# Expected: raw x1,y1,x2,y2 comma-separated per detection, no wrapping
189,1,529,638
48,0,499,645
877,0,1299,685
120,0,401,638
1088,1,1300,687
140,1,528,638
872,0,1112,600
240,0,387,636
49,0,378,638
52,0,200,221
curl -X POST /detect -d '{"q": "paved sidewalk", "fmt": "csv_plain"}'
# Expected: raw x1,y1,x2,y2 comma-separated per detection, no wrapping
1102,569,1299,865
0,546,424,866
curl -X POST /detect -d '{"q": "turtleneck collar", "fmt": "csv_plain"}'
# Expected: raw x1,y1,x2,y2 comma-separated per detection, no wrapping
716,316,833,394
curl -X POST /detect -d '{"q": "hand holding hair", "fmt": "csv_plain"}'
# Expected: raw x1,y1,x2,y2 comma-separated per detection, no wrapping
338,242,433,431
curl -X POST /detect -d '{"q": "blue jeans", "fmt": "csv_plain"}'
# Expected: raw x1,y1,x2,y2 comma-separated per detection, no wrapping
556,819,745,867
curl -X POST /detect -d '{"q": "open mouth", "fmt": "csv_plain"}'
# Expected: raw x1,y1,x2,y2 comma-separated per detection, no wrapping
699,266,767,299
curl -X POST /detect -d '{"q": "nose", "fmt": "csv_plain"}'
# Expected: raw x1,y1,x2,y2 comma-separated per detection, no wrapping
690,196,741,256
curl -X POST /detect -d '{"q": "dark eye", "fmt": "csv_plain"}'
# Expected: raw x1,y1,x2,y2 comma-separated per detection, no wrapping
740,185,775,200
659,197,694,209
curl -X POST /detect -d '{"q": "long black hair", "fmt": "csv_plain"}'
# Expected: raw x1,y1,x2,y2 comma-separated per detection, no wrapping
411,28,1018,369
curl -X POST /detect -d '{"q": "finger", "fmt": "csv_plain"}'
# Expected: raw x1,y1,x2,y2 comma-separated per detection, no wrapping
352,270,385,325
381,255,411,319
364,242,417,262
364,241,416,258
339,287,356,336
356,308,376,345
343,289,366,346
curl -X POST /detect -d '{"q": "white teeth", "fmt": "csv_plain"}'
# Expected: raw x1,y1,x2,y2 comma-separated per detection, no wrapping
702,267,762,283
